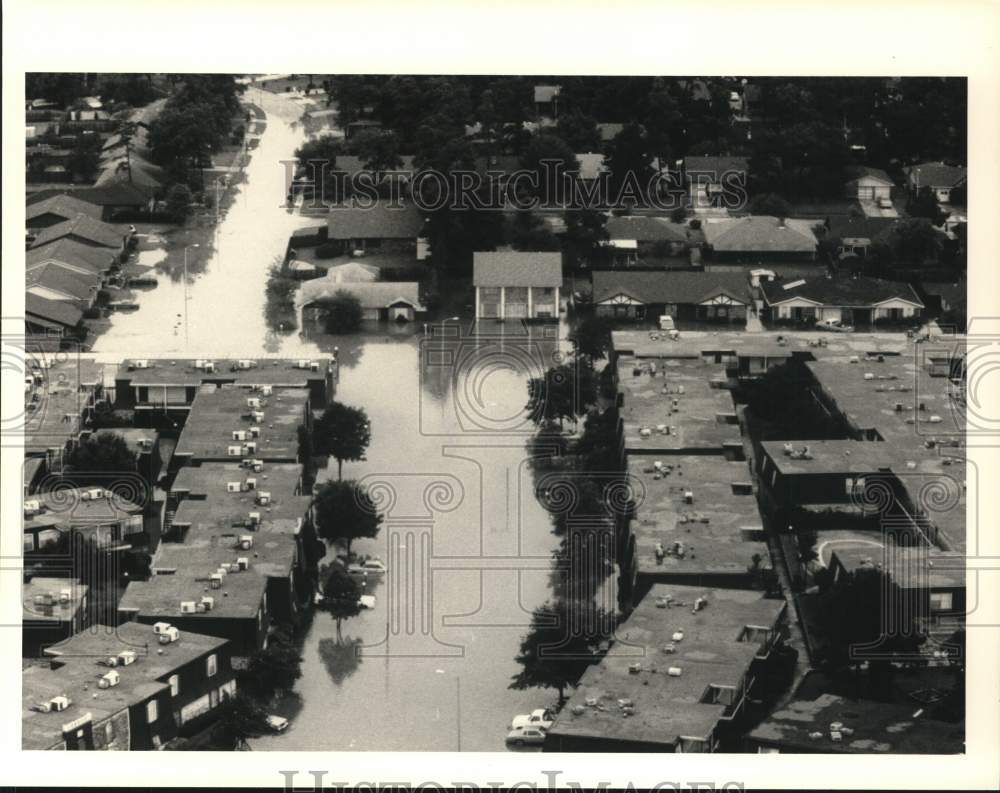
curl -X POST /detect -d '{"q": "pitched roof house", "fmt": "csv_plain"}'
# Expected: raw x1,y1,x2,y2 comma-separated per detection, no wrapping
326,203,426,251
31,213,127,251
844,166,894,201
26,263,102,304
473,251,563,320
903,162,966,203
703,216,819,260
27,194,104,230
299,280,426,322
592,270,751,323
27,238,120,276
760,275,923,325
25,293,84,335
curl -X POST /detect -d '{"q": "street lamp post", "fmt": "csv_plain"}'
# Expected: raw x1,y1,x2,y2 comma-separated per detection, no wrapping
183,244,200,350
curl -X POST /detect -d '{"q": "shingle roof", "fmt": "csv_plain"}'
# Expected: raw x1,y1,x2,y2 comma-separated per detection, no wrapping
760,276,924,308
27,239,118,275
702,216,818,253
473,252,563,287
27,194,103,226
844,165,894,186
299,280,425,310
825,215,901,243
26,263,101,301
683,155,749,179
31,214,124,250
592,270,750,306
26,183,150,208
605,216,688,244
904,162,967,189
25,293,84,328
326,203,425,241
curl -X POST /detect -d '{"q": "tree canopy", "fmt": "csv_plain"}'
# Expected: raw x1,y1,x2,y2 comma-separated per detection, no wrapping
313,479,383,554
314,401,371,479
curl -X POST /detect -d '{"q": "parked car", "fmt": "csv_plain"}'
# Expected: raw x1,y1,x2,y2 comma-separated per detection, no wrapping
348,558,387,575
877,196,894,209
510,708,554,731
358,594,377,609
506,727,547,747
815,318,854,333
266,715,289,733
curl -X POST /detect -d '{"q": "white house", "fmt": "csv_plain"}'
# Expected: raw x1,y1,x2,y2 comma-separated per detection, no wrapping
845,166,894,202
903,162,967,204
473,252,562,321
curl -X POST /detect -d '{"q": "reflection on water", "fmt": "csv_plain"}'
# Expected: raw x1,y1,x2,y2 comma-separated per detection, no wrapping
318,636,363,686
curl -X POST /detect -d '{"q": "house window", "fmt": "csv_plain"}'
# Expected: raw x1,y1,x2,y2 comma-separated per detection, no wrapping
168,674,180,697
206,653,218,678
146,700,158,724
930,592,953,612
886,308,903,320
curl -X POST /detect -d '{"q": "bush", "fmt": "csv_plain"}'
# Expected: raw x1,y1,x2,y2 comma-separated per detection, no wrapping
265,262,299,331
323,291,364,334
315,241,343,259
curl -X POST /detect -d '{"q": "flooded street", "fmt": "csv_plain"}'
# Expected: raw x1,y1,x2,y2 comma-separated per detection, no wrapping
253,331,566,751
93,87,315,357
90,88,569,750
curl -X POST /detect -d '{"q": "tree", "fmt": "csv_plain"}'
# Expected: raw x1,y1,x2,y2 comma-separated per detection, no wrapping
314,401,371,479
164,183,194,221
245,627,302,695
313,479,383,555
508,212,560,252
816,566,925,694
883,217,944,268
323,290,364,335
604,122,654,206
526,356,599,428
563,208,609,269
349,129,403,175
65,433,137,480
510,598,613,705
567,315,614,361
216,692,270,750
906,186,946,225
520,133,579,207
748,192,792,217
556,109,601,152
318,565,363,639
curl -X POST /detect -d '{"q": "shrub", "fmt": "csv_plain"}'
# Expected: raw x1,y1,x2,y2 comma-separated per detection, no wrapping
323,291,364,334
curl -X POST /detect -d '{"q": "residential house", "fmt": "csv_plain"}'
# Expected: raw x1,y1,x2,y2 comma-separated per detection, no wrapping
472,251,563,320
844,166,894,202
918,281,965,317
604,215,689,261
702,216,818,262
299,280,427,322
22,577,90,657
683,156,749,211
325,203,426,258
823,215,900,260
27,183,153,220
592,270,751,323
30,213,129,253
543,585,787,752
27,194,104,231
746,693,963,754
25,293,85,338
759,275,923,325
26,263,101,308
534,84,561,117
322,261,380,283
903,162,967,204
23,622,235,749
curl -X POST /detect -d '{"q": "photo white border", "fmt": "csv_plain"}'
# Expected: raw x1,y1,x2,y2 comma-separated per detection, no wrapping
2,0,998,788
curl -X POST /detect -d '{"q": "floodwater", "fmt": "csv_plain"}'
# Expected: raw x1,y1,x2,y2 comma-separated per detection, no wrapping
89,89,570,750
253,329,567,751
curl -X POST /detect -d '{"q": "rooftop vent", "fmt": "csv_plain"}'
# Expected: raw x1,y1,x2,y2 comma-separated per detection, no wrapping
782,279,806,291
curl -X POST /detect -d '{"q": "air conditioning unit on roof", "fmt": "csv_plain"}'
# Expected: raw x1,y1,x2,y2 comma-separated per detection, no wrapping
99,670,120,689
118,650,136,665
228,445,242,457
245,477,257,490
227,481,242,493
247,397,261,409
239,535,253,549
180,600,197,613
237,359,256,370
50,695,72,711
260,386,273,396
134,360,150,369
256,491,271,506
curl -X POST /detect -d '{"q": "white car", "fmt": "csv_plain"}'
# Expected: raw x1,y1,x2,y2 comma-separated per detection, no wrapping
348,558,387,575
510,708,554,731
266,715,289,733
506,727,547,747
358,594,377,609
815,318,854,333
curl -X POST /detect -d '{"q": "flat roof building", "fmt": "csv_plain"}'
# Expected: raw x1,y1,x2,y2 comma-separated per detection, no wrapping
544,585,787,752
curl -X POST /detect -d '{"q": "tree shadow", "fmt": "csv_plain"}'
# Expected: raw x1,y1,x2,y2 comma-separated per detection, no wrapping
317,635,363,687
